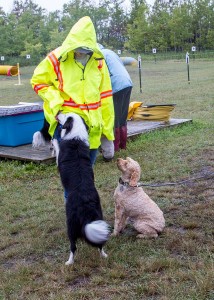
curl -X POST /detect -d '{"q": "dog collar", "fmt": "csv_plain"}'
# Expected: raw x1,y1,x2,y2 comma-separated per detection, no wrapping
119,177,138,187
119,177,129,186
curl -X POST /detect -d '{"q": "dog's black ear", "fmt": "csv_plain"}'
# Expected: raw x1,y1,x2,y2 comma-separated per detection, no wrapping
81,117,89,132
62,117,74,134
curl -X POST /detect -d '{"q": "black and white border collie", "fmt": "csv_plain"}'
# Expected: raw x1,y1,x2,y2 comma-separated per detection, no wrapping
55,113,109,265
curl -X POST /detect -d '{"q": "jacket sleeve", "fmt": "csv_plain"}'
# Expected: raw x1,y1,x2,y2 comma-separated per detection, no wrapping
100,60,115,141
31,57,64,136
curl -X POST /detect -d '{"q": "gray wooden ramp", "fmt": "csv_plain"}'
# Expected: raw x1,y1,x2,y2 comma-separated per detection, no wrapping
0,144,55,164
127,118,192,137
0,118,192,163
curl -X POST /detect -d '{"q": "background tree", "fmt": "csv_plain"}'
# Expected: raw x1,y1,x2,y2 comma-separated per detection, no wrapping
106,0,128,49
148,0,171,51
45,11,65,52
191,0,214,50
90,0,110,44
61,0,94,32
0,9,13,56
125,0,149,52
0,0,213,63
3,0,47,58
168,2,193,51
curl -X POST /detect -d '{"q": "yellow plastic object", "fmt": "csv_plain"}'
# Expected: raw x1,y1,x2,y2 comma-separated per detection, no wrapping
127,101,143,119
132,104,176,122
120,57,138,66
0,65,19,76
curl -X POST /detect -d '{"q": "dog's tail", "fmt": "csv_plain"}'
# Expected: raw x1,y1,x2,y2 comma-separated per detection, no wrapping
84,220,110,244
32,131,47,148
32,118,51,148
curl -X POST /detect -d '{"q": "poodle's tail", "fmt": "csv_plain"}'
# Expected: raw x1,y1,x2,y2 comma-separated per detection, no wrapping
84,220,110,244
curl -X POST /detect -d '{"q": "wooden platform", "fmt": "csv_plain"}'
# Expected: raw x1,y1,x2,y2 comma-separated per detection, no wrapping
127,118,192,137
0,118,192,163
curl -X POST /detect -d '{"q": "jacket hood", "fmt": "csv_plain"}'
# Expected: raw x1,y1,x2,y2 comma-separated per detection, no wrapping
58,16,103,60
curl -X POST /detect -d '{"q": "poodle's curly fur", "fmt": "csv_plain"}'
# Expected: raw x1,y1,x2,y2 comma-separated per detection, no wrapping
113,157,165,238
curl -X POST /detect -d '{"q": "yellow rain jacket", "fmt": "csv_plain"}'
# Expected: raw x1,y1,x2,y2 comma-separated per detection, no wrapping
31,16,114,149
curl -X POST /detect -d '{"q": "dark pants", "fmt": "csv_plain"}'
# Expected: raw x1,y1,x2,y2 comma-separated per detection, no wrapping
113,86,132,128
113,87,132,151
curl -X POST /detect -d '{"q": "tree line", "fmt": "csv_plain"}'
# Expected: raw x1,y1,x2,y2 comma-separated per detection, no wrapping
0,0,213,64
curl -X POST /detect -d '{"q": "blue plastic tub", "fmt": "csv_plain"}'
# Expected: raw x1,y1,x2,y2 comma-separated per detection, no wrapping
0,104,44,147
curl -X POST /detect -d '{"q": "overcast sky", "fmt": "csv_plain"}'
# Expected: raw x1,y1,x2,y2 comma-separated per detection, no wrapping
0,0,154,13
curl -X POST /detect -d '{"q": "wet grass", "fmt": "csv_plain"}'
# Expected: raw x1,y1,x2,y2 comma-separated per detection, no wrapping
0,60,214,299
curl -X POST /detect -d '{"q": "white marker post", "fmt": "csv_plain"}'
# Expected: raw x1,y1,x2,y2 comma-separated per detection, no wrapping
138,55,142,93
15,63,23,86
186,52,190,84
191,46,196,61
152,48,157,63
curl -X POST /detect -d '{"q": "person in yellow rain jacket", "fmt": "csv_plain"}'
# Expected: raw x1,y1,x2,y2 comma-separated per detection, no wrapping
31,16,114,165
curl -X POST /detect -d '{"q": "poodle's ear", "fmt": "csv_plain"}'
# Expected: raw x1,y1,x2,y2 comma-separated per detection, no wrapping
129,170,139,187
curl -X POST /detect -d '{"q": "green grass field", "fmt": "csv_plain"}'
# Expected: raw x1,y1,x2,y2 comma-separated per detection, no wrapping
0,60,214,299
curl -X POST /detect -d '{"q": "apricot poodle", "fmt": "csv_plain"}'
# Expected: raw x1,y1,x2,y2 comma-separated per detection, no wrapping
113,157,165,238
